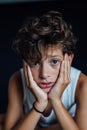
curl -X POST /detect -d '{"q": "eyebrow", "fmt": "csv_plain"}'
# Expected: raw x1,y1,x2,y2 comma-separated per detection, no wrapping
47,55,63,60
48,55,63,58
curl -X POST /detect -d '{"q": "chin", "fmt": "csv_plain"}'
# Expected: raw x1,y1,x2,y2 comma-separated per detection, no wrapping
42,88,51,93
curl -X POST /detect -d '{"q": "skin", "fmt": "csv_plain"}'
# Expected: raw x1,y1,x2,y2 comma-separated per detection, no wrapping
0,114,5,130
4,46,87,130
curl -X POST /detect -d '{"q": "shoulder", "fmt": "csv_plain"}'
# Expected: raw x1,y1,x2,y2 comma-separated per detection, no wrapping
9,70,21,83
5,71,24,130
75,72,87,102
8,70,23,101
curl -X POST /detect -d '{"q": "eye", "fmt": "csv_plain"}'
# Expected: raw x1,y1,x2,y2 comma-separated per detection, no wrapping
30,62,40,67
51,59,59,65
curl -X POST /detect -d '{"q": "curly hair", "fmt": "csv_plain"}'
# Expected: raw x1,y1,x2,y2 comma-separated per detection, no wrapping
12,10,77,64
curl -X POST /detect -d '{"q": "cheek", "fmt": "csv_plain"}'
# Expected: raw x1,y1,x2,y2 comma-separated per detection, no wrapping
54,69,60,79
31,69,39,81
51,66,60,80
56,63,61,73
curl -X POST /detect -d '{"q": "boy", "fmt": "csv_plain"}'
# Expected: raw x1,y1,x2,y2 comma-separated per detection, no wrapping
4,11,87,130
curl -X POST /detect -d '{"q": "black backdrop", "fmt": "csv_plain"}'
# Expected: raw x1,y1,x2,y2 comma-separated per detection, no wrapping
0,0,87,113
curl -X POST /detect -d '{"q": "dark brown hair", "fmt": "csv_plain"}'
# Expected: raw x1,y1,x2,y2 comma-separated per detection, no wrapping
12,10,77,64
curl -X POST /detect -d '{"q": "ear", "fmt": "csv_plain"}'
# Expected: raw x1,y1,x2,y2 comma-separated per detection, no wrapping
69,53,74,65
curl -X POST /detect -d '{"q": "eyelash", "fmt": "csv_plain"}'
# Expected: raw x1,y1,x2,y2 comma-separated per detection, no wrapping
30,59,61,67
51,59,59,65
30,62,39,67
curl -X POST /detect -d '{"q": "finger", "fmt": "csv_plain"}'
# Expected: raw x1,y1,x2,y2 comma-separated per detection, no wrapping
27,65,46,100
64,54,70,83
27,65,34,86
27,65,41,91
23,61,30,87
59,60,65,83
64,54,68,81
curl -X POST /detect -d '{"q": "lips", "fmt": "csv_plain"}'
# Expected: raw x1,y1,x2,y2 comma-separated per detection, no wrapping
38,82,54,89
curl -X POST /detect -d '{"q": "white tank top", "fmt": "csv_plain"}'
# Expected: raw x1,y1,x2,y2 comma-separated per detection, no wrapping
20,66,81,127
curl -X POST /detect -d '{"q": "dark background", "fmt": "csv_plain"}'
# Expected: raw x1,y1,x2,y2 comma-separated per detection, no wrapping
0,0,87,113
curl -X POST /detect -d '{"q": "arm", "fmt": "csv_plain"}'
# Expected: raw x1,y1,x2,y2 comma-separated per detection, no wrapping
35,123,62,130
48,54,81,130
0,114,5,130
4,71,24,130
74,73,87,130
50,98,80,130
49,54,87,130
4,71,42,130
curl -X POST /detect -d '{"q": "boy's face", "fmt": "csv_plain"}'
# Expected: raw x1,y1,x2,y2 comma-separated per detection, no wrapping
29,45,64,93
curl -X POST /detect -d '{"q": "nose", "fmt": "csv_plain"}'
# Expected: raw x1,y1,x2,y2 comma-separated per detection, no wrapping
39,63,49,79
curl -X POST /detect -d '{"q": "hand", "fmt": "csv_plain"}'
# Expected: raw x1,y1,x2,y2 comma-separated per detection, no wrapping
48,53,71,101
23,61,48,111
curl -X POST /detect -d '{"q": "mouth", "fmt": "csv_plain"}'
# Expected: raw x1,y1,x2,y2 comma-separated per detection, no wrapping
38,82,54,89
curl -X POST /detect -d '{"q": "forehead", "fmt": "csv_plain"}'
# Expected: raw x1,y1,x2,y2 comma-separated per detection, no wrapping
26,44,64,65
40,45,63,58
